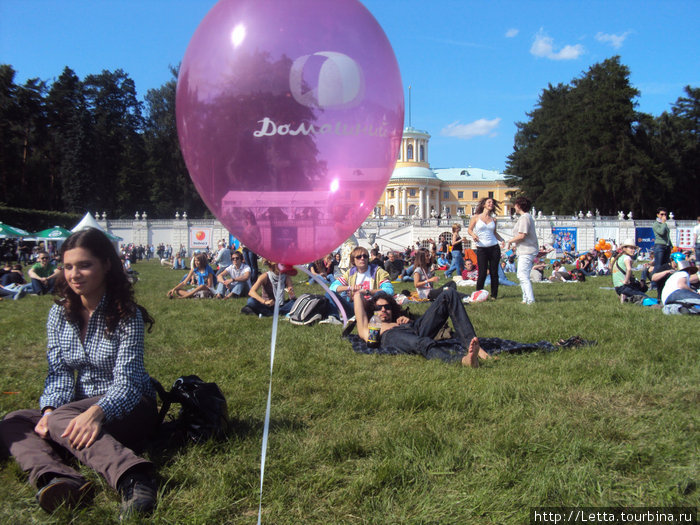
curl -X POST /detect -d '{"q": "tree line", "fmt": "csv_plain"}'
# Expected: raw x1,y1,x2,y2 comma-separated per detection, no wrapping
505,56,699,218
1,58,698,219
0,64,207,219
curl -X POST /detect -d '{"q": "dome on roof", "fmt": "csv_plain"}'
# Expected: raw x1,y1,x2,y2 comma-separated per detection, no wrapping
390,166,438,180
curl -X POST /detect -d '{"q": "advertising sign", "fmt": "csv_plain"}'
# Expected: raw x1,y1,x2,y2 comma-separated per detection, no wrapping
551,227,577,256
189,227,213,250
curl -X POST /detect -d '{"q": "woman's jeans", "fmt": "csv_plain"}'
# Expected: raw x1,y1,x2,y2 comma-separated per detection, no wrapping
665,289,700,306
516,253,535,303
476,244,501,298
245,297,294,317
444,250,463,278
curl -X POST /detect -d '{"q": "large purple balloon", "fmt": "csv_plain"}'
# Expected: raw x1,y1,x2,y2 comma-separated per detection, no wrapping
177,0,404,265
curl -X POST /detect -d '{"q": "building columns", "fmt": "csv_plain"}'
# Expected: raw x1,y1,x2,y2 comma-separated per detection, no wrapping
402,186,408,216
419,187,424,218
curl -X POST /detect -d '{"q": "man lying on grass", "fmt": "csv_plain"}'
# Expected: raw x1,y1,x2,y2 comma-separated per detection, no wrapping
352,288,488,367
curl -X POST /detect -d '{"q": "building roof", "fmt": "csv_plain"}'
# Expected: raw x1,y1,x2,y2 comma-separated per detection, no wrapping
390,166,439,180
433,167,507,182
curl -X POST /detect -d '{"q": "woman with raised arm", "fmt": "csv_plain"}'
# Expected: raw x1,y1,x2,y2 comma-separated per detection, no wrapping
468,197,505,299
0,228,158,518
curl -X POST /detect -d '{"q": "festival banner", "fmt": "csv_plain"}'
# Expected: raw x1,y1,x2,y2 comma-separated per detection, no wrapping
676,227,694,249
635,227,655,252
551,227,577,256
189,227,213,250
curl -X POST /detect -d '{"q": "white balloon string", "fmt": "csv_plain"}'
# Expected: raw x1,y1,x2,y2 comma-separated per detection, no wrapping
294,265,348,326
257,273,285,525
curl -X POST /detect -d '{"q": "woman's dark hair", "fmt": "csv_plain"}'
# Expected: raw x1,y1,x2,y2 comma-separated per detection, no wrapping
365,291,411,322
514,196,532,213
475,197,501,215
55,228,154,333
414,248,431,274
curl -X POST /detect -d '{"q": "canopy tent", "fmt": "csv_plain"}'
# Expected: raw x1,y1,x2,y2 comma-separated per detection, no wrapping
30,226,73,241
71,212,122,241
0,222,30,238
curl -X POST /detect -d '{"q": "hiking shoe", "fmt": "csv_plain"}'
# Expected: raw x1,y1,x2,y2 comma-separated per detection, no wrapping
118,472,157,518
36,477,94,513
240,305,255,315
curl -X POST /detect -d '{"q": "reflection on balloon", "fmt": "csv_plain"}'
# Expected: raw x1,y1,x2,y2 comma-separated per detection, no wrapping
177,0,403,265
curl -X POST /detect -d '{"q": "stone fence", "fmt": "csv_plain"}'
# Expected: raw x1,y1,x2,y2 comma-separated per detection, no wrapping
99,214,696,258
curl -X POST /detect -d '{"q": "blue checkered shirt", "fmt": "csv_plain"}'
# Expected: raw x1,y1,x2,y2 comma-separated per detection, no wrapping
40,298,155,422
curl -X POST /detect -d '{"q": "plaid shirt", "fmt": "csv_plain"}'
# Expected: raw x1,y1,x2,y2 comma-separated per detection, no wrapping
40,298,155,422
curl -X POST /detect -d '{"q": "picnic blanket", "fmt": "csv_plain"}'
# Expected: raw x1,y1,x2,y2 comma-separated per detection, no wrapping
344,334,593,360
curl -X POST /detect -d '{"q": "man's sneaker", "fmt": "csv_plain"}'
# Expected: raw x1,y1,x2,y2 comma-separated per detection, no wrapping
240,305,255,315
36,477,94,513
318,316,342,325
14,288,27,300
118,472,157,518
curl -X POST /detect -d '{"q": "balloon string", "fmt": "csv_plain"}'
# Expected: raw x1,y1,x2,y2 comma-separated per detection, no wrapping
294,265,348,326
257,273,285,525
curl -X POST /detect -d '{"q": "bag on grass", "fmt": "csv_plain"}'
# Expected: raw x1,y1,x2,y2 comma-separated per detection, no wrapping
288,293,329,325
151,375,229,445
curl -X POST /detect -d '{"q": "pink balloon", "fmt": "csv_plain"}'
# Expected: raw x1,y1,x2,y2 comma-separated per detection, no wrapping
177,0,403,265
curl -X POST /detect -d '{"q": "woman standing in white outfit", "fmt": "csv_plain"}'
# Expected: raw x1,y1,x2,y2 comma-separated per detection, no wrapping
507,197,539,304
468,198,505,299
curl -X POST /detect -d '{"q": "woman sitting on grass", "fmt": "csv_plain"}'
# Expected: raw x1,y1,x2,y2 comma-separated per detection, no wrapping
167,252,216,298
0,228,158,518
241,260,297,317
413,248,441,300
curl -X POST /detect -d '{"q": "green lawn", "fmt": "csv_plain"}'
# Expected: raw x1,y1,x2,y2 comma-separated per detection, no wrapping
1,261,698,524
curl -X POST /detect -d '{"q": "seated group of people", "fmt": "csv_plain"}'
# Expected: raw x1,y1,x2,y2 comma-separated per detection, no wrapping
0,251,63,300
611,238,699,311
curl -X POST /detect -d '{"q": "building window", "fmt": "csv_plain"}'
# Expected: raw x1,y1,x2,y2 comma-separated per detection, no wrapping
408,204,416,216
390,205,395,216
407,144,413,160
409,189,416,197
443,191,449,199
419,145,425,161
457,191,464,199
389,189,395,198
457,207,465,215
488,191,494,198
472,191,479,199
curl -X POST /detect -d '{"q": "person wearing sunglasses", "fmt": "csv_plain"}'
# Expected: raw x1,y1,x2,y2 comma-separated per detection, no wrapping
215,252,251,298
652,207,672,277
28,251,61,295
327,247,393,319
351,288,486,367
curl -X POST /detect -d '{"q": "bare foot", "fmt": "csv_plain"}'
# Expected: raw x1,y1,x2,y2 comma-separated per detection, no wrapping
461,337,480,368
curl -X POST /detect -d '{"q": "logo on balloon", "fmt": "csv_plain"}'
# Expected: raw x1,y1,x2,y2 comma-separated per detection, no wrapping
195,231,206,241
290,51,363,109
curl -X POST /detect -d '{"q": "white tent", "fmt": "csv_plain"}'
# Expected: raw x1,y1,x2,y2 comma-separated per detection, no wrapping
71,213,122,241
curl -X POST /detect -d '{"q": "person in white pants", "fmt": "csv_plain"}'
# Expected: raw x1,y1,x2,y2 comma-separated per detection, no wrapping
508,197,539,305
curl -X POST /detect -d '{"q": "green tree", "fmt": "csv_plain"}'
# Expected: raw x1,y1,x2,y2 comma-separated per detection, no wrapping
45,67,95,212
83,69,147,217
143,66,206,217
648,86,699,217
505,57,667,216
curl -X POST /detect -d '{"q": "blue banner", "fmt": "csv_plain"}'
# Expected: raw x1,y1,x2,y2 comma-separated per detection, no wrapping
635,227,654,252
552,227,578,256
228,234,240,250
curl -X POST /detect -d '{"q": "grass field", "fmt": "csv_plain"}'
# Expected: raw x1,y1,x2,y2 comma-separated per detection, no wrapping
1,260,698,524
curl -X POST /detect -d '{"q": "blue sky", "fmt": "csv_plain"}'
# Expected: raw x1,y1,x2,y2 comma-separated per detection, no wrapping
1,0,697,172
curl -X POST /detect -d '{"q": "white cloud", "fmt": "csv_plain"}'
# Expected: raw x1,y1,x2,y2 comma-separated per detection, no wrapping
505,28,519,38
595,31,631,49
440,118,501,140
530,28,584,60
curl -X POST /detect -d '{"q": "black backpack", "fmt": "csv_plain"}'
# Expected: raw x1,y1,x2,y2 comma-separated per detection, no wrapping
151,375,230,445
288,293,330,325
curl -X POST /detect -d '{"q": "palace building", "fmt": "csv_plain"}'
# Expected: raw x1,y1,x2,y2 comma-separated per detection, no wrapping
374,126,514,218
